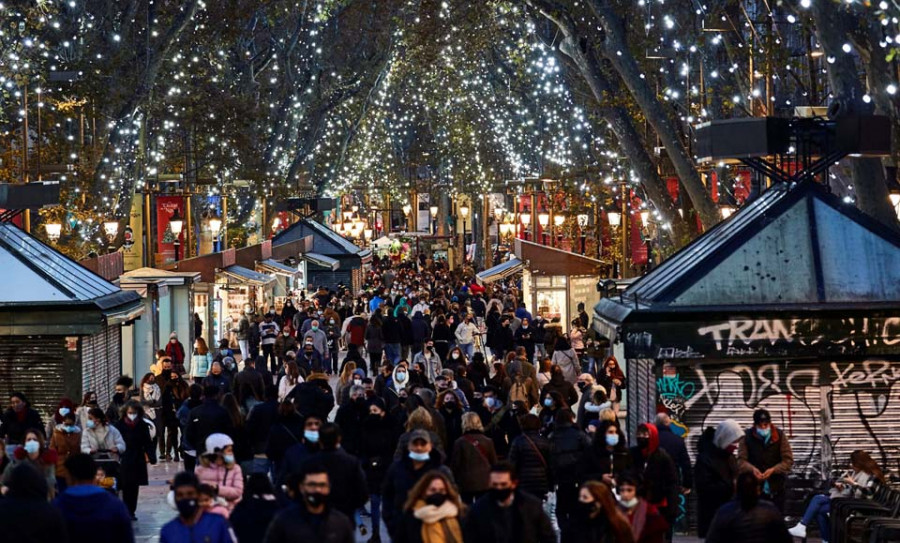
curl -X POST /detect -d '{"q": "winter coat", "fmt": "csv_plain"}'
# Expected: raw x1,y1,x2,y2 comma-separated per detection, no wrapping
49,426,82,480
334,399,368,456
549,423,591,486
229,496,282,543
263,503,354,543
515,326,537,361
53,484,134,543
397,313,414,346
81,423,126,456
196,463,244,510
412,351,443,383
233,368,266,404
450,431,497,494
0,407,45,444
166,340,186,367
2,448,58,497
737,426,794,496
695,427,739,537
360,412,398,494
0,465,68,541
287,379,335,421
274,334,298,360
410,312,432,344
114,418,154,487
265,413,307,468
551,348,579,383
383,315,403,344
464,490,555,543
541,374,578,408
704,499,792,543
382,451,453,538
302,448,369,518
630,425,678,524
509,430,554,499
201,373,232,395
656,423,693,490
160,510,235,543
560,510,622,543
579,440,633,483
365,323,385,352
185,400,234,456
246,400,279,455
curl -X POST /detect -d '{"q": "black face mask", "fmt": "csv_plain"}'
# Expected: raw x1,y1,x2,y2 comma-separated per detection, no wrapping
577,382,589,392
636,437,650,449
113,393,125,403
304,492,327,508
576,501,599,517
424,493,448,507
176,498,199,519
489,487,514,502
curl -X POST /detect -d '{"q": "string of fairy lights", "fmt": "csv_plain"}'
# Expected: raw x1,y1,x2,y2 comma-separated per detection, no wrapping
0,0,898,256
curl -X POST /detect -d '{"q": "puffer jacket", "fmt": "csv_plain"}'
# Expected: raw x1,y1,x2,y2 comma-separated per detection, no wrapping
49,426,82,480
508,430,554,499
196,462,244,510
190,352,213,379
81,424,126,456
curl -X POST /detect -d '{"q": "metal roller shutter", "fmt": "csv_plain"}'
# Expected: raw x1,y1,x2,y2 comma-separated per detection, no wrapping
626,358,657,441
81,325,122,407
0,337,68,422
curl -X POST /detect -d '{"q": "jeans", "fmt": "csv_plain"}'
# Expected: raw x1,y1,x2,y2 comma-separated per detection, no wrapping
238,339,250,362
385,343,401,364
459,342,474,361
802,494,831,538
370,494,382,536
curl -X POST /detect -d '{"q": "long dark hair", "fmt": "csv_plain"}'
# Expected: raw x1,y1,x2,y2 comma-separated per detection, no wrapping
582,481,635,542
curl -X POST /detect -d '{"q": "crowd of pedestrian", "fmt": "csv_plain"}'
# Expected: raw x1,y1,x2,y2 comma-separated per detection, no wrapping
0,254,879,542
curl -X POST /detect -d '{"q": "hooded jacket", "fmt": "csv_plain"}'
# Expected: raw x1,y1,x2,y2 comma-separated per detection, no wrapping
53,484,134,543
630,423,678,523
695,424,740,537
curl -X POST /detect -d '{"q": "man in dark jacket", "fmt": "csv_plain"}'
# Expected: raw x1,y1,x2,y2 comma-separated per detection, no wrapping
382,313,402,364
264,464,354,543
549,410,591,529
246,385,279,475
299,423,368,521
508,414,553,501
409,311,432,356
287,374,335,421
705,471,792,543
381,429,453,540
737,408,794,512
397,309,414,362
0,391,45,447
334,386,368,457
630,422,679,525
185,386,234,455
655,413,694,494
54,453,134,543
464,462,555,543
696,419,743,538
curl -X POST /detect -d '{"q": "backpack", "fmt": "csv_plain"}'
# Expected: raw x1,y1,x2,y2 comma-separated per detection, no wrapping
509,374,533,409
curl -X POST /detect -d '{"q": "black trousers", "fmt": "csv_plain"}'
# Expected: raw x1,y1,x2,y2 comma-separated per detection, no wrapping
183,454,197,473
369,350,383,376
262,344,277,373
121,483,140,515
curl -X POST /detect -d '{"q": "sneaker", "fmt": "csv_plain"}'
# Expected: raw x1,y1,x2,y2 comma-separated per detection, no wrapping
788,523,807,538
359,524,367,536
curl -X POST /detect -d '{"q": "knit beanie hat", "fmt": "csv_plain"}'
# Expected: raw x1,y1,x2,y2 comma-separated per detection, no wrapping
714,419,744,449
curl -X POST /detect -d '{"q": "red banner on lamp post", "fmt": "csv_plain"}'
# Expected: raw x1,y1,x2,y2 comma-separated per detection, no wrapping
156,195,185,265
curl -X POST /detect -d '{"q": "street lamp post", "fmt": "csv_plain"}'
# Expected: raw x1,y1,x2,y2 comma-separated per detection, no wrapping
170,209,184,262
537,209,550,245
577,212,589,255
460,203,470,262
402,203,412,231
208,215,223,253
44,222,62,244
520,207,531,241
429,204,438,234
553,212,565,248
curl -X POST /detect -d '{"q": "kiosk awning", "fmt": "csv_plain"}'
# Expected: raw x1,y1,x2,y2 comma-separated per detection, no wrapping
476,257,525,285
257,259,300,278
303,252,340,271
218,265,276,286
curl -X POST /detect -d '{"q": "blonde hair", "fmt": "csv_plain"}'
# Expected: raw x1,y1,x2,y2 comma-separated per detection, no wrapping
461,411,484,433
405,407,435,432
339,362,357,385
599,408,617,423
402,470,466,514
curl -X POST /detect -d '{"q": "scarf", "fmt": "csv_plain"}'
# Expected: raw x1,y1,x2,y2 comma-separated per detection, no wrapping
626,500,649,541
413,501,463,543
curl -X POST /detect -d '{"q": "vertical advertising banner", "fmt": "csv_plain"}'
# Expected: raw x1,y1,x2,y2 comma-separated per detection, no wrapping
631,211,648,266
156,195,185,265
123,194,144,271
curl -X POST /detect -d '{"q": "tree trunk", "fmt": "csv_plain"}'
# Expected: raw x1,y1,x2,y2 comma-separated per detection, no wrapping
584,0,719,229
806,0,899,230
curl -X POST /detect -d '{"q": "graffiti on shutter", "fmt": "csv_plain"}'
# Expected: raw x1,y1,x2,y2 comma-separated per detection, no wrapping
0,337,67,420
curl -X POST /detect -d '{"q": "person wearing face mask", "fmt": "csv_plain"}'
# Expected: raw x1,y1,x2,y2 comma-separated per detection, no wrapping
549,410,592,531
737,408,793,513
575,375,606,429
166,331,187,372
695,419,743,538
360,397,398,542
1,392,45,455
464,462,554,543
81,407,125,465
49,411,82,491
414,341,443,384
395,470,465,543
76,391,100,431
578,420,633,486
106,376,136,423
560,480,635,543
629,423,678,527
266,466,355,543
454,313,479,361
335,386,369,457
161,471,236,543
616,474,668,543
275,324,299,369
275,413,322,490
302,319,330,365
382,429,454,541
45,397,76,437
114,400,155,519
2,429,58,498
196,433,244,513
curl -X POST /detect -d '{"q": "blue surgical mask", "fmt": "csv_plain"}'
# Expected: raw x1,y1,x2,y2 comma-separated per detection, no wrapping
86,419,96,429
757,427,771,439
409,451,430,462
58,407,71,416
24,440,40,455
543,398,553,408
605,433,619,447
304,430,320,443
223,454,235,464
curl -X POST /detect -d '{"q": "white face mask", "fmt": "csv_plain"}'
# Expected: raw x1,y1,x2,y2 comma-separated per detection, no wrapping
127,413,139,421
620,497,639,509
